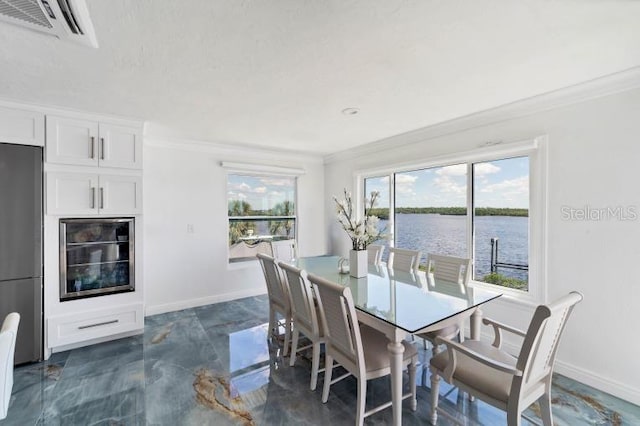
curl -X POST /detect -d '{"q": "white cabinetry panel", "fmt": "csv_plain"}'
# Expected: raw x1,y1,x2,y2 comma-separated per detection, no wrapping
99,123,142,169
0,106,45,146
46,116,141,169
100,175,143,215
46,172,98,215
47,303,144,348
47,172,142,215
46,116,99,166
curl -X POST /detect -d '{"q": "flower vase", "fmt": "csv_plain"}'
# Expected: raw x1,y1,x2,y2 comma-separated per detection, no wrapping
349,249,368,278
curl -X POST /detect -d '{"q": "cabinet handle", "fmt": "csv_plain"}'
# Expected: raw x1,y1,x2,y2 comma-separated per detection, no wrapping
100,187,104,209
78,319,119,330
91,187,96,209
90,136,95,159
100,137,105,160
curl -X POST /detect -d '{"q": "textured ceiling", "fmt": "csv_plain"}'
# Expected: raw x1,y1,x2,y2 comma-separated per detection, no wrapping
0,0,639,155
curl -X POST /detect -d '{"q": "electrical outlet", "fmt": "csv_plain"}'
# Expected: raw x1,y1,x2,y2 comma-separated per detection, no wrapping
187,224,195,233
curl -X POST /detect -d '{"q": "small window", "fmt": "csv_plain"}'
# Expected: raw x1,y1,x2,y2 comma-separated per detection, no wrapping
227,174,296,263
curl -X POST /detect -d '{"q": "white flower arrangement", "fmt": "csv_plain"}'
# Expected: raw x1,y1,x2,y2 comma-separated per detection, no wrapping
333,188,387,251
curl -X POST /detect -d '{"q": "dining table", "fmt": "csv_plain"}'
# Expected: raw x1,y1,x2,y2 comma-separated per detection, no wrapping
290,255,502,426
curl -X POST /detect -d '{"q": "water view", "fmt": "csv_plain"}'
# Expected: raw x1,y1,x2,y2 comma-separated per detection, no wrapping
379,214,528,281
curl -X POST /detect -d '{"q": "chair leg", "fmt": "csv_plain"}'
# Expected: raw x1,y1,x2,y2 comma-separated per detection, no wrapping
429,367,440,425
289,328,299,366
356,377,367,426
283,314,291,357
431,341,441,358
310,341,321,391
268,307,276,341
322,355,334,403
409,360,417,411
506,408,522,426
539,392,553,426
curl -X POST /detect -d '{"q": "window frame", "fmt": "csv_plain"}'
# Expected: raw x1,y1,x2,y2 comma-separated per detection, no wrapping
223,163,302,265
356,136,547,303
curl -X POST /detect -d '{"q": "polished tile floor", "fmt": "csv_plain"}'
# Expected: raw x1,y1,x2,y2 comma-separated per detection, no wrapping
2,295,639,425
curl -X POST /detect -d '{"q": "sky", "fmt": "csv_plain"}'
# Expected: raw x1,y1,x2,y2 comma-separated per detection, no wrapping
227,174,295,212
365,156,529,209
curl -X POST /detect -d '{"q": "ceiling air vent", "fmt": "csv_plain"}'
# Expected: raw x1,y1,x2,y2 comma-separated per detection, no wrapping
0,0,98,47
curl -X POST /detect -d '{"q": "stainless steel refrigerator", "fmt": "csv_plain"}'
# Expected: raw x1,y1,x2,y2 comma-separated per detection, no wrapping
0,142,43,364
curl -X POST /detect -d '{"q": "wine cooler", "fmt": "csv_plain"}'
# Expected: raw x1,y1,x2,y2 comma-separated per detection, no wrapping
59,218,135,301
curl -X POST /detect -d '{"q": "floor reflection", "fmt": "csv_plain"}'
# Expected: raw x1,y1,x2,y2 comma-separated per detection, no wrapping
1,295,639,425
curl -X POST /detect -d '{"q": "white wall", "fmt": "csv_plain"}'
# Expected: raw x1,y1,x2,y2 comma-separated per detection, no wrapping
142,137,325,315
324,87,640,404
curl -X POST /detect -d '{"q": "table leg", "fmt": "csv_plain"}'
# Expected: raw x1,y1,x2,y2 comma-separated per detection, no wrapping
470,307,483,340
387,339,404,426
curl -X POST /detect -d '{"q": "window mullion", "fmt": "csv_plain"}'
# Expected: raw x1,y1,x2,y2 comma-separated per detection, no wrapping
467,163,474,276
390,173,396,248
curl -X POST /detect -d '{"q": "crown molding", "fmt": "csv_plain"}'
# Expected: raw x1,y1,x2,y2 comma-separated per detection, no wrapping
144,134,324,164
324,66,640,164
0,97,144,127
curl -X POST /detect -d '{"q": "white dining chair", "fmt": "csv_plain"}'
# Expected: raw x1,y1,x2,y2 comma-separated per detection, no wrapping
429,292,583,426
387,247,421,273
367,244,384,265
0,312,20,420
257,253,292,356
417,254,472,355
270,239,297,261
308,273,418,426
278,261,326,391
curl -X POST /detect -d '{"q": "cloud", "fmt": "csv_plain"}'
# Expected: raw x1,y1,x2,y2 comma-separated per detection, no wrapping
474,162,500,176
434,175,466,195
395,174,418,184
435,164,466,177
254,186,267,194
479,175,529,196
260,177,294,187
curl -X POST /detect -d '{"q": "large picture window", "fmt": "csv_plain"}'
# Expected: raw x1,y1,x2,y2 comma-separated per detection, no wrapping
227,174,296,263
362,141,541,296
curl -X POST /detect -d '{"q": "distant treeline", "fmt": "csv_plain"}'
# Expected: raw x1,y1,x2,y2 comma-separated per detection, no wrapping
368,207,528,219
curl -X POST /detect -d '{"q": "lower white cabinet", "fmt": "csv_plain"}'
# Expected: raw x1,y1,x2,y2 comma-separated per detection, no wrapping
47,172,142,215
47,303,144,348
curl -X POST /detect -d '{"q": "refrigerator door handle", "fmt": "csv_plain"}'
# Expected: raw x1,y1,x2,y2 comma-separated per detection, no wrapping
91,187,96,209
90,136,95,159
100,187,104,209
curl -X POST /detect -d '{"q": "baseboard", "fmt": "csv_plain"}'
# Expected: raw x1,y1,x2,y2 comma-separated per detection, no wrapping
50,329,144,354
472,328,640,406
554,360,640,407
144,288,267,316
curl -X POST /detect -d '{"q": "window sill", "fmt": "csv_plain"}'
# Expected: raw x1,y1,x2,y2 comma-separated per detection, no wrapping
227,258,260,271
470,280,541,307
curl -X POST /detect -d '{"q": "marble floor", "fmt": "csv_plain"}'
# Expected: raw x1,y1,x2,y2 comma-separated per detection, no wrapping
2,295,639,425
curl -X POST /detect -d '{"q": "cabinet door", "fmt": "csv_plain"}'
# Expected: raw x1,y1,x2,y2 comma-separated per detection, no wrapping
46,116,99,166
98,123,142,169
0,106,45,146
99,175,142,214
46,172,99,215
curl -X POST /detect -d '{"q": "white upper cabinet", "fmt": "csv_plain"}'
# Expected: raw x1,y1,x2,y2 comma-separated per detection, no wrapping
47,172,142,215
46,116,142,169
99,123,143,169
0,106,45,146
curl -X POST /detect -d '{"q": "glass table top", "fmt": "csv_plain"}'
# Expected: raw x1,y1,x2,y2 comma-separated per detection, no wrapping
293,256,502,334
